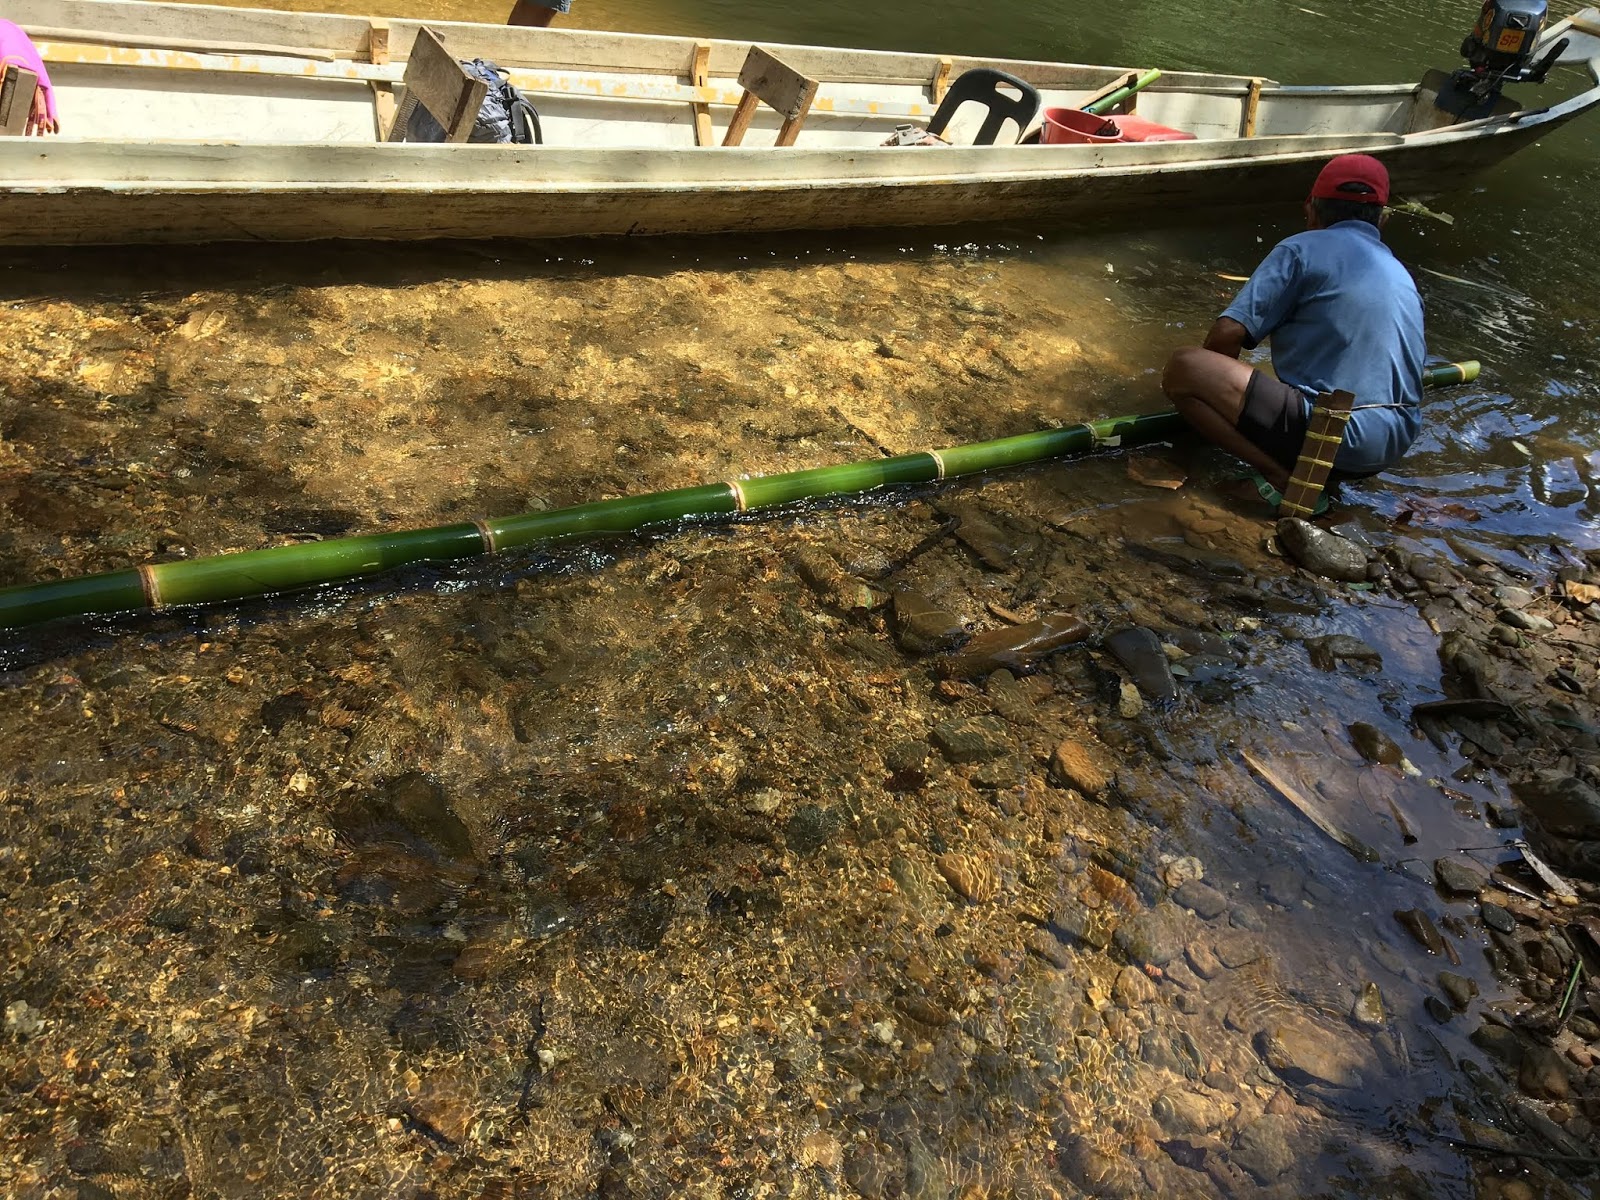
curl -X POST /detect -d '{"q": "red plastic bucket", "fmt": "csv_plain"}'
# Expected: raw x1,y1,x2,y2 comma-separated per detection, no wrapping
1040,107,1122,145
1107,114,1196,142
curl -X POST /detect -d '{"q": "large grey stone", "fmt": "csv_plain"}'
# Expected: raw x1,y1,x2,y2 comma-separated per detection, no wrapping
929,716,1012,764
1277,518,1368,582
1151,1089,1221,1136
1516,771,1600,840
1173,880,1228,920
1113,901,1187,967
1258,1017,1365,1088
1105,625,1178,703
1231,1114,1300,1183
1434,857,1487,897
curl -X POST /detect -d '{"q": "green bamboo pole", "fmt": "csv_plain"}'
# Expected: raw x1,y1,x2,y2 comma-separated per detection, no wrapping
0,362,1481,631
1084,69,1164,116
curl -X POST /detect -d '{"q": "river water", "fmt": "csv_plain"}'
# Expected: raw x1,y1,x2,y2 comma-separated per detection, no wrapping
1,2,1599,1199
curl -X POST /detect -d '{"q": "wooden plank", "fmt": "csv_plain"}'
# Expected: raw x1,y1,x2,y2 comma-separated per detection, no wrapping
35,43,947,123
393,26,487,144
737,46,817,121
0,129,1413,187
0,66,35,137
385,92,419,143
931,56,952,104
1077,71,1137,112
15,0,1270,90
372,81,397,140
368,20,390,67
690,40,712,147
776,114,806,147
1241,77,1264,137
20,0,372,56
0,123,1555,246
23,25,337,60
721,91,759,147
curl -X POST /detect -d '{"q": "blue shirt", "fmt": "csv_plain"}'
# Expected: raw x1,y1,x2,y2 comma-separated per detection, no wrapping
1222,221,1425,474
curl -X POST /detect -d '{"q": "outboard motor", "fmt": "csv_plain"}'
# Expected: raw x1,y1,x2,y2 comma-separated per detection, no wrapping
1435,0,1569,118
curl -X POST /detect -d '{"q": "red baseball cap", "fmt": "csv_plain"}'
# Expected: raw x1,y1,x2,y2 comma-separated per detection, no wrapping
1309,154,1390,205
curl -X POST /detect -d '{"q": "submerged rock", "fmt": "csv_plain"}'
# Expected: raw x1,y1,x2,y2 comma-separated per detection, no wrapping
938,611,1089,679
1231,1114,1300,1183
1434,857,1487,897
1258,1017,1365,1088
1351,982,1385,1028
1349,722,1404,766
929,716,1011,764
1113,901,1187,967
1105,626,1178,703
1048,739,1111,799
1306,634,1382,672
1277,518,1368,582
892,589,966,655
935,851,999,903
944,502,1034,570
1394,908,1447,956
1173,880,1227,920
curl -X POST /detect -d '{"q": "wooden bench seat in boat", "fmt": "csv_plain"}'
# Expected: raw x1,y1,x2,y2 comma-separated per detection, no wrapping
383,25,486,142
0,63,40,135
720,45,818,147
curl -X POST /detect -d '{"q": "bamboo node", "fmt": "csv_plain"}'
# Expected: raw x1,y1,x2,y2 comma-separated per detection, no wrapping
927,450,947,482
473,518,499,553
727,480,748,512
137,564,163,609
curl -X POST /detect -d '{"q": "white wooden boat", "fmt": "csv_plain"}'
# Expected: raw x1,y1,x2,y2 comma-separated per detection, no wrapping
3,0,1599,246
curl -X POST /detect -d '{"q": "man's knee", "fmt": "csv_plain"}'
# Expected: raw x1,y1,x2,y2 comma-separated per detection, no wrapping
1161,346,1208,400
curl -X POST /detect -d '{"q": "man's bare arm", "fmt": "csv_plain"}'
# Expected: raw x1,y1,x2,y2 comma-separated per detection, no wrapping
1202,317,1250,360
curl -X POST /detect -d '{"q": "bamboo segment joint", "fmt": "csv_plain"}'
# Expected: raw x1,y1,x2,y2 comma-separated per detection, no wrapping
727,480,748,512
474,518,499,553
928,450,947,481
137,564,163,609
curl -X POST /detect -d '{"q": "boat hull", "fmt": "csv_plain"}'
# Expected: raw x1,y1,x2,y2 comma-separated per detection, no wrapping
3,0,1597,246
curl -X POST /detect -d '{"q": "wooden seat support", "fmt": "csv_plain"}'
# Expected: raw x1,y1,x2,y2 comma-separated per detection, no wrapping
721,45,818,148
0,64,40,136
384,25,487,143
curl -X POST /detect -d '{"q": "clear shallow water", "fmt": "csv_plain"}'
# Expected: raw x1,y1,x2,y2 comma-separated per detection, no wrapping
1,3,1598,1198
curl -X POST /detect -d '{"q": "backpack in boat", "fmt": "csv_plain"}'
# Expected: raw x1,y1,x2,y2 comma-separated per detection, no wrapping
406,57,543,145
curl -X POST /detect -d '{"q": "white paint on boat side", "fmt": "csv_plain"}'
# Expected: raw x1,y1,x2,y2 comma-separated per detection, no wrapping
2,0,1596,245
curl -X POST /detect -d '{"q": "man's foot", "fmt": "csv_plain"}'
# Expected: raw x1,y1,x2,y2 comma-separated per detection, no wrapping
1247,471,1331,518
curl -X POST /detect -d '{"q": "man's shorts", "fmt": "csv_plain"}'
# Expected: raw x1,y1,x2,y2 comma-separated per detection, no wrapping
1237,371,1312,471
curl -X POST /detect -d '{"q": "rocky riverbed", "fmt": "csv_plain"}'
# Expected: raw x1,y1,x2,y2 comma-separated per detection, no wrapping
1,239,1598,1199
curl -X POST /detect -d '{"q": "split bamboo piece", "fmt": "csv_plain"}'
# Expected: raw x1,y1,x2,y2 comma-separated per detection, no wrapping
1278,388,1354,518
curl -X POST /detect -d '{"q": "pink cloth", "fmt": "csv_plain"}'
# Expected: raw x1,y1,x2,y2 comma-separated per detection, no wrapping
0,20,55,122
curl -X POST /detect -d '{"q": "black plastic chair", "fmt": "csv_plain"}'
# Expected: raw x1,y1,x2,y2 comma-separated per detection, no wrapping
926,68,1042,146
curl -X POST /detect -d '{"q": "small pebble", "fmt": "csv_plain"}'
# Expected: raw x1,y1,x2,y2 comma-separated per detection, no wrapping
1480,902,1516,934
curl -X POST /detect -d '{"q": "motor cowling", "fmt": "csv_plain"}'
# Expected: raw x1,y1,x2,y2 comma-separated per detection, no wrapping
1460,0,1548,76
1434,0,1567,119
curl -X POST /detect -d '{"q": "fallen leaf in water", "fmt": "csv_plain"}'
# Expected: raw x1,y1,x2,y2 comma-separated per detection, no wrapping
1126,455,1186,490
1393,498,1482,526
1564,580,1600,605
